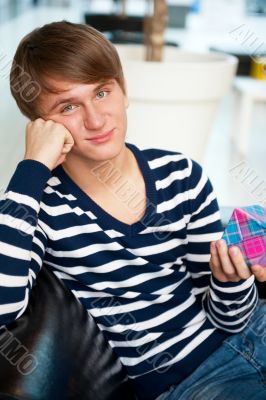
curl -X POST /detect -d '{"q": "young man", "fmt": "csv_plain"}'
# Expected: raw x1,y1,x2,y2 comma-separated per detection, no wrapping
1,21,266,400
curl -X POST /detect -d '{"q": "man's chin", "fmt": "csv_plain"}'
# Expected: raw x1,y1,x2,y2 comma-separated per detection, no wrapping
67,142,123,165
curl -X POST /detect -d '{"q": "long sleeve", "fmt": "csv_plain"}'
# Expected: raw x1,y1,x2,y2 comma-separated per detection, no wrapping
185,159,258,333
0,160,51,325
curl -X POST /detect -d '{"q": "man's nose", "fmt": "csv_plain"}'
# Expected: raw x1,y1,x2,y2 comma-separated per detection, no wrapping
83,102,105,130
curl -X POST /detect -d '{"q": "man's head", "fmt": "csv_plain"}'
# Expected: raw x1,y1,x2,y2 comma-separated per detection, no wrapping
10,21,129,164
10,20,126,120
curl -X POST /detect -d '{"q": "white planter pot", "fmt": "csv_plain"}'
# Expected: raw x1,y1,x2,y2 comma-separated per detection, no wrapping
115,45,238,162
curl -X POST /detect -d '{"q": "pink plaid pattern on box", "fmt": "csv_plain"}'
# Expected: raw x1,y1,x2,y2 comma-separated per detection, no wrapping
243,237,265,258
222,205,266,267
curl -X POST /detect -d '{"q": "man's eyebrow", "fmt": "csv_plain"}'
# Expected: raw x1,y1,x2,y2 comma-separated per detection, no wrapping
48,97,77,113
48,80,115,113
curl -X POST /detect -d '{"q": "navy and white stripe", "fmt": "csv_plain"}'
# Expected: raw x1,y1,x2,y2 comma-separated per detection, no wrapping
0,144,258,400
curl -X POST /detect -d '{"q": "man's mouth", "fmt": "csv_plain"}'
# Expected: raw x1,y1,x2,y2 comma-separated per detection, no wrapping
87,129,114,144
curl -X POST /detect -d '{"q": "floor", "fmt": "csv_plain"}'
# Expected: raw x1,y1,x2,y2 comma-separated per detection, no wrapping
0,2,265,211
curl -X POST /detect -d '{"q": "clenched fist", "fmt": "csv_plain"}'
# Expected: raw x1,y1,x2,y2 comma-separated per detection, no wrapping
24,118,74,170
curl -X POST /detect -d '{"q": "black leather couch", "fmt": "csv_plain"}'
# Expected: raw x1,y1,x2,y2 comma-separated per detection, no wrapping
0,266,136,400
0,263,265,400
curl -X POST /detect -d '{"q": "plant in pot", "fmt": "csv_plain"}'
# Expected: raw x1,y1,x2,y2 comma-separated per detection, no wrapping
91,0,238,162
85,0,237,162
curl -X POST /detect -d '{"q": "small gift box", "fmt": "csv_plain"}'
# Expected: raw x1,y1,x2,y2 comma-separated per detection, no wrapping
222,205,266,267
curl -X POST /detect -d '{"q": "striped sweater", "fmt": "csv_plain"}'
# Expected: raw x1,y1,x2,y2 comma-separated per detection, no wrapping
0,143,258,400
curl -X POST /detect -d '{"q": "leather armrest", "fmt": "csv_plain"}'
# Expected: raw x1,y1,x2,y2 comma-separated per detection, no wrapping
0,266,136,400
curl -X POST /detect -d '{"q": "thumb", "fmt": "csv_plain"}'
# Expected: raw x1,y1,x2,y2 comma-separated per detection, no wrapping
251,265,266,282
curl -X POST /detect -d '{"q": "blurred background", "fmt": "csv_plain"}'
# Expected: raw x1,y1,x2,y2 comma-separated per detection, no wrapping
0,0,265,212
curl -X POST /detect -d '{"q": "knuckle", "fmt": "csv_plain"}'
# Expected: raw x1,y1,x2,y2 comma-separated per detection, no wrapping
35,117,44,124
46,120,54,127
222,263,236,276
225,271,236,279
238,271,249,279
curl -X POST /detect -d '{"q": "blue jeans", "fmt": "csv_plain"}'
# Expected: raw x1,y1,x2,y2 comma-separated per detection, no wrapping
156,299,266,400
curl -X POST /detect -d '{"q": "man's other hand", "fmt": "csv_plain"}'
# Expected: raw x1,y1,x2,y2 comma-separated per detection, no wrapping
210,239,266,283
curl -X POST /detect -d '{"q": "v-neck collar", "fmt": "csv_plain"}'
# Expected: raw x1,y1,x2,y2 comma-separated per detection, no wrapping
54,143,157,236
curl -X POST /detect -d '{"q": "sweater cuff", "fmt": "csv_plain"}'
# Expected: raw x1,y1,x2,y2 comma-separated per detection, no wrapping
6,160,51,203
211,274,255,292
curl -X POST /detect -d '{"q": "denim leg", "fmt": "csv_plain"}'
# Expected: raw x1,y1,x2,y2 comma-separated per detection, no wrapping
156,385,176,400
156,300,266,400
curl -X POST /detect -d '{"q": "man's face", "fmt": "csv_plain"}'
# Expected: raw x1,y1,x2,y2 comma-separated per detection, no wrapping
39,78,128,163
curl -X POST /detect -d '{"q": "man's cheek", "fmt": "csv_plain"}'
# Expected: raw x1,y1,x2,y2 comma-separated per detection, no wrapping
63,118,80,136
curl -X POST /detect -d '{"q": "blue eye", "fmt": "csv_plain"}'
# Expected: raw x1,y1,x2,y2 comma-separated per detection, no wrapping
96,90,107,100
62,104,75,113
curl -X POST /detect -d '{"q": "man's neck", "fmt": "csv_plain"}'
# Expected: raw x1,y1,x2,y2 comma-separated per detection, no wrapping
62,144,135,196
